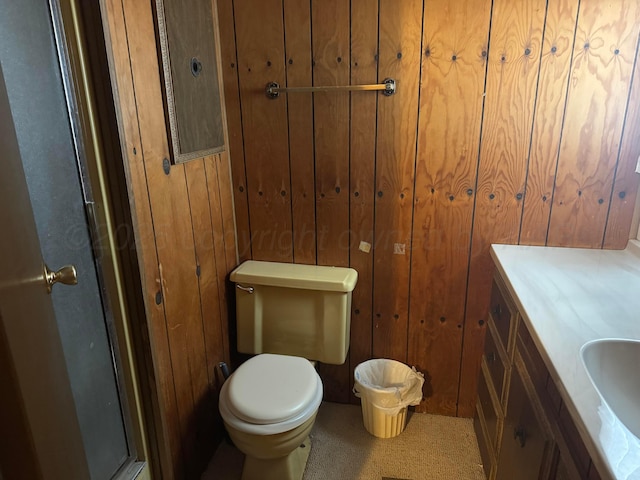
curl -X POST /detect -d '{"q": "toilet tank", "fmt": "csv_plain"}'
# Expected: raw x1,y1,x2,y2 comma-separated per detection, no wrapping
230,261,358,364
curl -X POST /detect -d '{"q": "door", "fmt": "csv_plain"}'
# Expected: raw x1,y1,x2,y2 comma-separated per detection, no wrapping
0,1,136,479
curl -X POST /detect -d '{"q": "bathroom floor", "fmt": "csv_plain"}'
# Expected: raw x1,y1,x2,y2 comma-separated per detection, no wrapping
202,401,486,480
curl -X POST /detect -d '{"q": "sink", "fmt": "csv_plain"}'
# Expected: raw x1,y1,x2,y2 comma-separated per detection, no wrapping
580,339,640,439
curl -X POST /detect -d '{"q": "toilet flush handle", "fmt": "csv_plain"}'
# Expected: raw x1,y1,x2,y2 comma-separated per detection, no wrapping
236,284,254,294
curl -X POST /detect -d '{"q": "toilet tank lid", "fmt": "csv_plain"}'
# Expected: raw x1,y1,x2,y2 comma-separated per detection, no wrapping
230,260,358,292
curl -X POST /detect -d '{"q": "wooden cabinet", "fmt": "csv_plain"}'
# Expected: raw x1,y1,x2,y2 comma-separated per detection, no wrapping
474,272,603,480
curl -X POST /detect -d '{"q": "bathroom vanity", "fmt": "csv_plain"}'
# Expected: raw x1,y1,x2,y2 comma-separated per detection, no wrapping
474,241,640,480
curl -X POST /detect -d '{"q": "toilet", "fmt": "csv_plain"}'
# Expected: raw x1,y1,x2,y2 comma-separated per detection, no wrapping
220,260,358,480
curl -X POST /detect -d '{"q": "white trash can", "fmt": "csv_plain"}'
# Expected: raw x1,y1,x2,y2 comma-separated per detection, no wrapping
353,359,425,438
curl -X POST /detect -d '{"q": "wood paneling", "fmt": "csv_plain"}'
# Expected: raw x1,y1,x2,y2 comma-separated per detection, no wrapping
408,0,492,415
459,0,547,417
605,41,640,248
221,0,640,418
100,0,235,477
519,0,579,245
234,0,292,262
283,0,316,265
217,0,251,261
348,0,378,402
548,0,640,247
372,0,423,362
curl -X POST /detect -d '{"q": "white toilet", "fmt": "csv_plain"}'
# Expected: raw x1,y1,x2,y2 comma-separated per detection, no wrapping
220,260,358,480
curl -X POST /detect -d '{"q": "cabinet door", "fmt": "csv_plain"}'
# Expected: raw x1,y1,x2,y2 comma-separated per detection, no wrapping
496,365,552,480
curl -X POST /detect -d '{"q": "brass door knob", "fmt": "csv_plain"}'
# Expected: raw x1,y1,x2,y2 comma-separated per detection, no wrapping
44,264,78,293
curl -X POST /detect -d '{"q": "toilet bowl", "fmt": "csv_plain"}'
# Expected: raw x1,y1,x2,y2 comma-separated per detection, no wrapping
218,353,323,480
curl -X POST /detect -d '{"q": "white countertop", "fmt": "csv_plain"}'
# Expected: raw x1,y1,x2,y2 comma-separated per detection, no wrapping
491,241,640,480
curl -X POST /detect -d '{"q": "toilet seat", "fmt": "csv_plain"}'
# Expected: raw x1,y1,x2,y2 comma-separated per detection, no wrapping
219,353,323,435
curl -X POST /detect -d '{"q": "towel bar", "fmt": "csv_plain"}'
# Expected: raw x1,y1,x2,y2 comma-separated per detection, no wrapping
265,78,396,98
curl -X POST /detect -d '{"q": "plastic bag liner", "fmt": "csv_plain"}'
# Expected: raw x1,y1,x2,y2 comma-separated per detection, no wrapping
353,359,425,416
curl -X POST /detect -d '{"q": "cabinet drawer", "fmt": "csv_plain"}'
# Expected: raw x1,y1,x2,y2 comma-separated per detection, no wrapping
517,323,557,414
489,276,517,355
478,364,501,450
496,364,553,480
484,319,508,405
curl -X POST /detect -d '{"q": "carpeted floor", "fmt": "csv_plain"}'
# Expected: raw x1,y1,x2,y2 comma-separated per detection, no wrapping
202,402,486,480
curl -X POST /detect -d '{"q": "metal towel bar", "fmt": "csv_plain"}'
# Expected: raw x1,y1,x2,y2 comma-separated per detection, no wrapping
265,78,396,99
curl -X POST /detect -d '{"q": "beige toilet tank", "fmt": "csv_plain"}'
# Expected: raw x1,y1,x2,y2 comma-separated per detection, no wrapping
230,261,358,364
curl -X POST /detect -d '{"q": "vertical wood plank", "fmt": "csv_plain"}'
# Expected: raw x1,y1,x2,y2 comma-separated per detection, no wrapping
283,0,316,265
408,0,491,415
205,155,234,364
348,0,378,403
234,0,292,262
100,0,180,474
372,0,423,362
604,43,640,248
312,0,351,403
460,0,547,417
217,151,239,274
217,0,252,261
520,0,580,245
547,1,640,247
184,158,226,462
312,0,350,268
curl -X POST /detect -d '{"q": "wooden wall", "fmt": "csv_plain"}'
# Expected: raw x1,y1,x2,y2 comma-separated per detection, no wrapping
100,0,236,478
219,0,640,418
